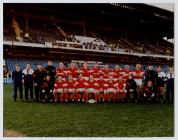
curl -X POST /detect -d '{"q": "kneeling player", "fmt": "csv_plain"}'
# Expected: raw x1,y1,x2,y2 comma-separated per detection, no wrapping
116,75,127,102
40,75,54,102
75,74,87,102
142,80,156,102
64,74,76,102
103,75,117,102
53,75,65,103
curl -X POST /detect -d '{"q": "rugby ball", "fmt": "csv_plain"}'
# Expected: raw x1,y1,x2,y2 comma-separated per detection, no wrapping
88,99,95,104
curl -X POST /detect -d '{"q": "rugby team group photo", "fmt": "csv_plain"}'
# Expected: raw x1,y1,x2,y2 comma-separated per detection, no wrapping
3,3,174,137
12,61,174,104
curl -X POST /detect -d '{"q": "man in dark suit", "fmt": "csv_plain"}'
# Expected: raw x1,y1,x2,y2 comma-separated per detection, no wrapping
12,64,23,102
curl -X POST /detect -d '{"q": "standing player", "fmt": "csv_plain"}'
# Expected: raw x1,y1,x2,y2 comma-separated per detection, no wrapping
53,75,65,103
64,74,76,102
102,64,113,80
75,73,88,102
22,64,34,101
56,62,67,80
122,65,132,81
156,66,166,102
66,62,78,81
116,75,127,102
12,64,23,102
133,64,144,100
79,62,91,81
103,75,117,102
113,64,122,81
90,62,101,80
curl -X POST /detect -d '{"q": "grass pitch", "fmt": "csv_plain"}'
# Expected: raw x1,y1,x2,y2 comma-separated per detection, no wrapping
3,84,174,137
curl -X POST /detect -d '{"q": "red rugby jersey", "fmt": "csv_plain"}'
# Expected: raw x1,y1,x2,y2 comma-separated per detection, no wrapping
54,80,65,89
85,80,98,89
122,70,133,80
56,68,66,77
79,68,91,77
102,69,114,78
104,80,117,89
66,68,78,78
116,80,126,90
90,67,101,78
64,80,76,89
133,69,144,79
75,79,87,88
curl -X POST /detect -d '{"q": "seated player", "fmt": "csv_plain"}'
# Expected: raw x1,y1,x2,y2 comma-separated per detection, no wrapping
126,74,138,103
103,75,117,102
63,74,76,102
75,73,87,102
85,74,99,103
96,74,107,101
115,75,127,102
40,75,54,102
53,75,65,103
142,80,156,102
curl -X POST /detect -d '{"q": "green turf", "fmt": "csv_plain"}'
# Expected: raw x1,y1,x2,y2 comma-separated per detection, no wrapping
3,84,174,137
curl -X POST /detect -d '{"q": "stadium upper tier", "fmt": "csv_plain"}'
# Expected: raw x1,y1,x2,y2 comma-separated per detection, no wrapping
3,3,174,56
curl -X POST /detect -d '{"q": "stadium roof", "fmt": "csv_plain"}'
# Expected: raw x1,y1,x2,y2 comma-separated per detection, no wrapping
4,3,174,39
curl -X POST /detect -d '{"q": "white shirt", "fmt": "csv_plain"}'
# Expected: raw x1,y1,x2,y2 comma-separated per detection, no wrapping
22,68,34,75
166,73,174,79
158,71,166,78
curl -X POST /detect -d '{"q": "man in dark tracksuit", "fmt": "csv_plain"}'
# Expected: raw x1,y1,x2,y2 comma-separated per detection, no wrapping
144,65,158,91
40,75,54,102
45,61,56,89
22,64,34,101
12,64,23,102
126,74,138,102
33,64,47,102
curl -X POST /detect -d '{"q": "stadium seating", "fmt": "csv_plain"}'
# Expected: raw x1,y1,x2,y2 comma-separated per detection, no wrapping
5,58,170,75
3,15,174,56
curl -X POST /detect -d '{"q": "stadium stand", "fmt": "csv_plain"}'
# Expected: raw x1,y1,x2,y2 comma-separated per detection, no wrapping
3,3,174,80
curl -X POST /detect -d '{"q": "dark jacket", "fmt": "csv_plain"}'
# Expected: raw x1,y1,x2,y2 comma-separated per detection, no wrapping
126,78,137,90
12,70,23,84
33,69,47,85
